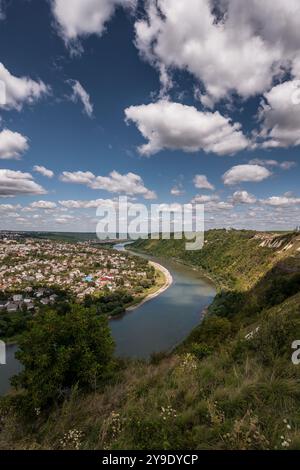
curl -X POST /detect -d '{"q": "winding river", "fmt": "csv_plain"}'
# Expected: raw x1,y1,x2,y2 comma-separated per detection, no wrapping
0,244,215,396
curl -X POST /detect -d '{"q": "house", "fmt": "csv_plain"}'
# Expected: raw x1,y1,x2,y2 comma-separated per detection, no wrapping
13,294,23,302
6,302,19,313
26,303,35,311
36,289,46,298
24,286,33,292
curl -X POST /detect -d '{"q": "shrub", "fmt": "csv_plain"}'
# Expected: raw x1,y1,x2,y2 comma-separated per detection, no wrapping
190,343,212,360
11,304,115,411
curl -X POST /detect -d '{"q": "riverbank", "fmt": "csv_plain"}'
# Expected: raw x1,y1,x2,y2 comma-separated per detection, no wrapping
130,246,218,291
125,261,173,312
2,261,173,351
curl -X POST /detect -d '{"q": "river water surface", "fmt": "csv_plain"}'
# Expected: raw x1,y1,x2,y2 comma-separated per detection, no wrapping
0,244,215,395
111,243,216,358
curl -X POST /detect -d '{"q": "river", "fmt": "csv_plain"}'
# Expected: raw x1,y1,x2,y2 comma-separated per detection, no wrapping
0,244,215,396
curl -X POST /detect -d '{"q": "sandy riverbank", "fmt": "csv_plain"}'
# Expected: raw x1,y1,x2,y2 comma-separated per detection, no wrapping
126,261,173,312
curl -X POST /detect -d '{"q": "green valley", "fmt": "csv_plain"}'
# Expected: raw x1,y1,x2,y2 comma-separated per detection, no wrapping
1,230,300,450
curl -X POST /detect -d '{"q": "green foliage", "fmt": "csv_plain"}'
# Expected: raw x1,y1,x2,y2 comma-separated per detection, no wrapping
132,229,281,290
0,286,72,341
11,304,115,411
249,307,300,366
189,343,213,360
264,273,300,307
182,316,233,351
209,291,244,318
84,290,133,317
0,310,33,341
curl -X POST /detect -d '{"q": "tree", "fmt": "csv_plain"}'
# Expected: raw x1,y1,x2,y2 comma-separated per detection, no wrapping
12,304,114,410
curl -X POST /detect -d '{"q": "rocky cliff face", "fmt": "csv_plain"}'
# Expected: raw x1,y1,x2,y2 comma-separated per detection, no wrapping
253,233,300,251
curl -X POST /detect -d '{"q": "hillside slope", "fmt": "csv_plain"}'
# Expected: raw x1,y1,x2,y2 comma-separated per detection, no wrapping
1,230,300,450
132,230,300,291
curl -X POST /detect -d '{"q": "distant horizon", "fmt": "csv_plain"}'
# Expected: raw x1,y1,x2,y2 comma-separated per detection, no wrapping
0,228,296,235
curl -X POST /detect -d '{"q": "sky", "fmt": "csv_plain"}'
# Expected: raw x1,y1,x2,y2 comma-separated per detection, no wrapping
0,0,300,232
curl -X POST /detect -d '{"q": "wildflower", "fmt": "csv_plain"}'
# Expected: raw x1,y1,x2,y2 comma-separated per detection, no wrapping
160,405,177,420
179,353,198,371
106,411,123,440
60,428,83,450
207,400,225,425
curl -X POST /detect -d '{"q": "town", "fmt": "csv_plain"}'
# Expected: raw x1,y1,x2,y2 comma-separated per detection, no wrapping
0,236,156,316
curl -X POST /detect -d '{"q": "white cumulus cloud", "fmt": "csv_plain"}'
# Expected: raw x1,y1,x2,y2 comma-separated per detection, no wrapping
0,169,46,197
33,165,54,178
55,215,77,224
170,185,185,196
135,0,300,103
193,174,214,190
223,164,272,186
259,80,300,149
0,204,21,212
232,191,257,204
59,170,95,185
51,0,136,47
261,195,300,207
0,129,29,159
59,198,115,209
60,170,156,199
30,201,57,210
125,100,249,156
191,194,219,204
248,158,296,170
0,62,48,111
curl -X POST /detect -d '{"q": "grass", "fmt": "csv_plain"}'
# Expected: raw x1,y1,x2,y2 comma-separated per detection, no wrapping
2,296,300,450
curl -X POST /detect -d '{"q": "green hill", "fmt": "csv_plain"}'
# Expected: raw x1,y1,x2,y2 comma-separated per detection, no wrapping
132,229,299,290
1,230,300,450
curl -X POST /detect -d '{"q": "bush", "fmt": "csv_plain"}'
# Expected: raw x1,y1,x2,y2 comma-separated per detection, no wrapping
186,316,233,350
11,304,115,411
209,290,245,318
265,273,300,307
190,343,212,360
250,311,300,365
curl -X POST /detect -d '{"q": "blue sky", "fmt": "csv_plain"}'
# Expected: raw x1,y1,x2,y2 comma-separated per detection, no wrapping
0,0,300,232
